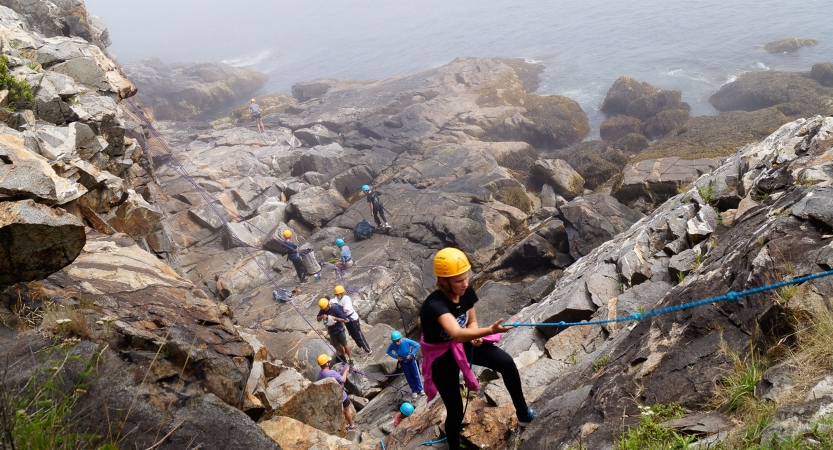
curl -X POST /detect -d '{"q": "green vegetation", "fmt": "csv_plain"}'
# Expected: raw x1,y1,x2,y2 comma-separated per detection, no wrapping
616,403,690,450
691,251,705,271
593,355,609,373
0,55,35,110
697,185,715,204
676,271,686,283
716,343,766,415
0,343,104,449
775,284,799,304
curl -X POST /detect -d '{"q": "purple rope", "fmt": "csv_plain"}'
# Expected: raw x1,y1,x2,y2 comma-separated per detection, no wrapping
124,101,406,392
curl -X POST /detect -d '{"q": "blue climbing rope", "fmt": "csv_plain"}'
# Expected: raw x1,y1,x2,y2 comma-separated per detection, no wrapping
419,437,447,447
509,269,833,329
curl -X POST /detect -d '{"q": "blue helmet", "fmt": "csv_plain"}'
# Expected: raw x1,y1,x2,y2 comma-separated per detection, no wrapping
335,238,345,247
362,185,370,192
400,402,415,416
390,330,402,341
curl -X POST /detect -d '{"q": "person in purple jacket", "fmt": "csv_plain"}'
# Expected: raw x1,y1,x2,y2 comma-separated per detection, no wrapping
317,354,357,431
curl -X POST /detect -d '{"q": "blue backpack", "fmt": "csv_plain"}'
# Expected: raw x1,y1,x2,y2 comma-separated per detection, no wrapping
353,220,374,240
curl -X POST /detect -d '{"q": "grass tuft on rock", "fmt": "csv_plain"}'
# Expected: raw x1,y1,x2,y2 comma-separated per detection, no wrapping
616,403,689,450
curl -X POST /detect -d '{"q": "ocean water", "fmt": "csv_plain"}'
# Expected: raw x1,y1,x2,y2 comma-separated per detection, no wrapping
87,0,833,134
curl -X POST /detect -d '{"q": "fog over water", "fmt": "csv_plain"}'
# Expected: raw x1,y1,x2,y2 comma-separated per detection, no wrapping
86,0,833,134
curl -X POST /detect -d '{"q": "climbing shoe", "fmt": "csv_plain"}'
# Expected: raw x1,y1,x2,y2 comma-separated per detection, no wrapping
518,408,538,427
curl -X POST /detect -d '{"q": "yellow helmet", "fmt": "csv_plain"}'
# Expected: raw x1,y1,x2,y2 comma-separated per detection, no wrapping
334,285,345,295
282,229,292,239
433,248,471,277
317,354,331,366
318,298,329,309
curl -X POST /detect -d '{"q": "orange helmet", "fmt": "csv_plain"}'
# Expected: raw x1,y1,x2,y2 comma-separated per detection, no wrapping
433,248,471,277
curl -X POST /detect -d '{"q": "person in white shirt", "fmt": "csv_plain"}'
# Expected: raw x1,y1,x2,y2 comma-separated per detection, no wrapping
332,285,371,353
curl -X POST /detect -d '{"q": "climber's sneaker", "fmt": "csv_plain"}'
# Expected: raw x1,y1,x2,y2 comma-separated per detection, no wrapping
517,408,538,427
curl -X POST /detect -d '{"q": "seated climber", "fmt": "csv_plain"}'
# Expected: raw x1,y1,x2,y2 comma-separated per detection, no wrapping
316,297,354,365
394,402,415,428
386,330,424,399
335,238,354,270
317,354,357,431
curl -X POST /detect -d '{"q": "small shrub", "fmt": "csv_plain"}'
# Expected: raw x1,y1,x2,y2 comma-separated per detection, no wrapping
697,185,715,204
0,55,35,110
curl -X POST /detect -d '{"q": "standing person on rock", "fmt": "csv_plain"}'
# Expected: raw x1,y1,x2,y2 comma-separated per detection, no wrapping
362,185,390,229
249,98,264,133
317,297,354,365
386,330,424,399
419,248,537,448
317,354,358,431
332,285,371,354
282,229,307,284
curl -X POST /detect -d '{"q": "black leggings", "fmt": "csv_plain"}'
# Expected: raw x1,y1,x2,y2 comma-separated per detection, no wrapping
431,343,528,449
372,206,387,226
345,320,370,352
290,258,307,282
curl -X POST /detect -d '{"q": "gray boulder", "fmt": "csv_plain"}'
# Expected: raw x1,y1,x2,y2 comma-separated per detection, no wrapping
612,157,723,212
288,186,349,228
561,193,645,258
0,199,85,285
531,159,584,199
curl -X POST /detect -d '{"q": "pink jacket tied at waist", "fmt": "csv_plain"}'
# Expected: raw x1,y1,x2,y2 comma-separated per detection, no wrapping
420,333,502,402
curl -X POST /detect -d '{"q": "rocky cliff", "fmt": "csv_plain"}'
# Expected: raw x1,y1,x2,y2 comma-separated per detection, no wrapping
2,1,833,449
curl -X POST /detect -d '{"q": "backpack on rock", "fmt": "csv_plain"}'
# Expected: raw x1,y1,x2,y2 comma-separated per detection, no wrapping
354,220,374,241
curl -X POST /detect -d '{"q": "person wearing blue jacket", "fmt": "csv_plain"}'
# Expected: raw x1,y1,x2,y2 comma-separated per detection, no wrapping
386,330,424,398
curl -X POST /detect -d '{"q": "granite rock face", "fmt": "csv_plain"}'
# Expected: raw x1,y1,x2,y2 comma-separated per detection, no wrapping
511,116,833,449
0,199,85,285
0,231,280,450
612,157,724,212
